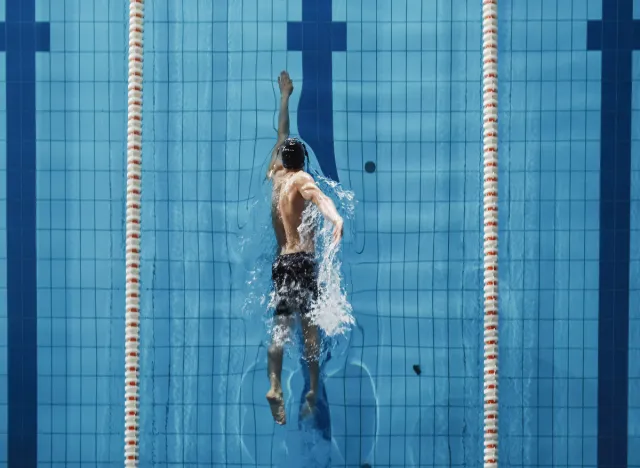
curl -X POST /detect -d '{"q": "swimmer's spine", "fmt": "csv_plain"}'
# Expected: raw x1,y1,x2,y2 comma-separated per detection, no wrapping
125,0,144,465
482,0,499,467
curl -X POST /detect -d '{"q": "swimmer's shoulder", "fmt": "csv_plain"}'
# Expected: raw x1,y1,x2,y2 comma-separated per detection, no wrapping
292,171,314,187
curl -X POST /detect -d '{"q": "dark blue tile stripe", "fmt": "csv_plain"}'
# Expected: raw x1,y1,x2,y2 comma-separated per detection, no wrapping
287,0,346,182
2,0,49,466
587,1,639,466
285,1,345,446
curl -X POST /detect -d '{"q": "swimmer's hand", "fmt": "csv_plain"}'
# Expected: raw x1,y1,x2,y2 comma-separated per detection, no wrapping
278,71,293,97
331,217,344,248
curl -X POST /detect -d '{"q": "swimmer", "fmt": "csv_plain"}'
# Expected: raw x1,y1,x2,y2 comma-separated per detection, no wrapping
265,71,344,425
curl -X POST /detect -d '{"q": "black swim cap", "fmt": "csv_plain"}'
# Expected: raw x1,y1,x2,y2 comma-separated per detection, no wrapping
280,138,308,170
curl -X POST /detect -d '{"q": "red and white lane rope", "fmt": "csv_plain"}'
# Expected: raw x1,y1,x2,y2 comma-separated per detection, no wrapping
125,0,144,465
482,0,499,466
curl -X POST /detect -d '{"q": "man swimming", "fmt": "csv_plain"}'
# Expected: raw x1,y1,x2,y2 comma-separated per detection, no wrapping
265,71,344,425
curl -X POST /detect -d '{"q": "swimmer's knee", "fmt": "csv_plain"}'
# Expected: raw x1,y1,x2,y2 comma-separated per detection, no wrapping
268,343,283,358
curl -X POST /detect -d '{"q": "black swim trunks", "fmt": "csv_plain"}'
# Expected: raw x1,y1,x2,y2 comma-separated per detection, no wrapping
272,252,318,315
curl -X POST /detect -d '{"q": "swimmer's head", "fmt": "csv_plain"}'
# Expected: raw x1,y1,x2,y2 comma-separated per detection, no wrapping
280,138,308,170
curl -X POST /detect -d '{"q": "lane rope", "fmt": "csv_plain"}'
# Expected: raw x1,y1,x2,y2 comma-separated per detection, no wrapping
125,0,144,465
482,0,499,466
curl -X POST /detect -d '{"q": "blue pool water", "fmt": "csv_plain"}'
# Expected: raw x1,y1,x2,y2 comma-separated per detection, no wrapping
0,0,639,466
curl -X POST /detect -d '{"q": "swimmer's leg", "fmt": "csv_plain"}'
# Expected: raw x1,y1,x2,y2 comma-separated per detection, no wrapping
300,314,320,417
267,313,293,425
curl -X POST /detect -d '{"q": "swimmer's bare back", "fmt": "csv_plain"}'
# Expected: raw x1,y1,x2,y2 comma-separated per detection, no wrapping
271,171,315,255
271,170,343,254
270,177,288,250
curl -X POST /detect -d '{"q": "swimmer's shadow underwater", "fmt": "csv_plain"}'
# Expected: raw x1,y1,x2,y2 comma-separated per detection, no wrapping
237,321,378,467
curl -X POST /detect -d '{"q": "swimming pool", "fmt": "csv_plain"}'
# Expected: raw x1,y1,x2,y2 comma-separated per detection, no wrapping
0,0,638,466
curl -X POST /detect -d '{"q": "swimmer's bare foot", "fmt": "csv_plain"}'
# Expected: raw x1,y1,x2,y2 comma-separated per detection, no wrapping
266,389,286,425
300,390,316,418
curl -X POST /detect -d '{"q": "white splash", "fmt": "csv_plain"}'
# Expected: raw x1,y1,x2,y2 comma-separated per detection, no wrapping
317,176,356,219
300,178,356,337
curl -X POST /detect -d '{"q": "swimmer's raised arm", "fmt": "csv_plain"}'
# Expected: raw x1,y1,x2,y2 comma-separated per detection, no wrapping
267,71,294,179
295,173,344,246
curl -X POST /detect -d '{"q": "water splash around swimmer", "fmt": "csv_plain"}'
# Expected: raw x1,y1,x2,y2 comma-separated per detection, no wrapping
290,174,354,338
304,209,354,337
240,172,355,345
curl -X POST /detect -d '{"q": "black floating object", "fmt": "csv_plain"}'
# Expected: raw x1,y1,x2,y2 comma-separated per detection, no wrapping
364,161,376,173
413,364,421,375
361,464,372,468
